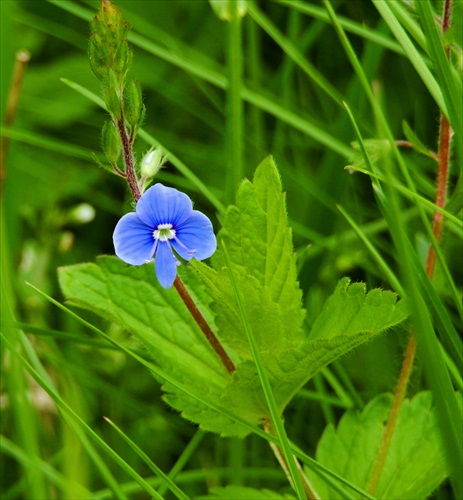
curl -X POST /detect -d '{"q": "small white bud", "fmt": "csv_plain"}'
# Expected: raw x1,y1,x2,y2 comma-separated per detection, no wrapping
140,147,167,179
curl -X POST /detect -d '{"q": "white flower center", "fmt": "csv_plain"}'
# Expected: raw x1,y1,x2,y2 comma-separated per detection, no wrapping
153,223,176,241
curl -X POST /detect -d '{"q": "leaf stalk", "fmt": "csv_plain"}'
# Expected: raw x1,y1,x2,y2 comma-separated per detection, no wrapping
173,275,236,374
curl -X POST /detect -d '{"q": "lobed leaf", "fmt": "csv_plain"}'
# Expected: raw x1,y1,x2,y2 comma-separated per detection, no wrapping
308,392,453,500
58,256,247,436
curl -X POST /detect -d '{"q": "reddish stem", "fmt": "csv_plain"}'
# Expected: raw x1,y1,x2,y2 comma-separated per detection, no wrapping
173,276,236,374
425,114,452,279
117,118,141,201
366,334,417,494
367,1,454,494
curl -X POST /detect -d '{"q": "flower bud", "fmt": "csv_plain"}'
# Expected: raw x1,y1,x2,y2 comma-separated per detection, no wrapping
140,148,167,179
101,120,121,163
123,79,143,128
89,1,132,83
88,38,108,80
114,41,132,79
102,71,122,119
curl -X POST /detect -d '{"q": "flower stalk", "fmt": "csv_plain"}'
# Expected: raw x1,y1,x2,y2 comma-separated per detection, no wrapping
174,276,236,373
116,118,141,201
367,0,454,494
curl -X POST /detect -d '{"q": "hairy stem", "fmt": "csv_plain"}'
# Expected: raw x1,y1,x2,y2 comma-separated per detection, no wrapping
425,114,452,279
367,0,454,494
173,275,236,374
366,333,417,494
117,118,141,201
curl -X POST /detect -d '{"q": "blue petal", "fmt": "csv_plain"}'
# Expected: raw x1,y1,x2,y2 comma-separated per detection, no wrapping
136,184,193,228
155,241,178,288
172,210,217,261
113,212,155,265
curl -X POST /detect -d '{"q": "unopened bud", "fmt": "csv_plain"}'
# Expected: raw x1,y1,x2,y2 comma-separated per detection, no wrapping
140,148,167,179
114,41,132,78
89,1,132,83
89,38,108,80
99,0,124,34
101,120,121,163
102,71,122,119
123,79,143,128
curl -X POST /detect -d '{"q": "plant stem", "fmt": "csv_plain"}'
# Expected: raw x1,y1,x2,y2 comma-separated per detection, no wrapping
425,113,452,279
264,421,319,500
366,333,417,494
367,0,454,494
117,118,141,201
1,50,30,192
173,276,236,374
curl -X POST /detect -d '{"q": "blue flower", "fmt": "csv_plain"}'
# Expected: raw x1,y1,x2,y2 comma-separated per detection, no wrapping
113,184,216,288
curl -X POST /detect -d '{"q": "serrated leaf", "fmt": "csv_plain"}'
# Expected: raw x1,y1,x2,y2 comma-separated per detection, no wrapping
308,392,451,500
212,156,305,339
58,256,248,436
198,485,296,499
260,278,408,409
192,262,302,360
309,277,408,340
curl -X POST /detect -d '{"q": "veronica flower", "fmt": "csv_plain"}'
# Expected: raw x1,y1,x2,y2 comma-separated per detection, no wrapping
113,184,216,288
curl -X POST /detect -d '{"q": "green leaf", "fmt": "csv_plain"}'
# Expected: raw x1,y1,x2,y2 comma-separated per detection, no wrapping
308,392,452,500
199,485,296,499
192,263,302,360
212,155,305,343
192,158,407,425
58,256,248,436
308,277,408,340
262,277,406,412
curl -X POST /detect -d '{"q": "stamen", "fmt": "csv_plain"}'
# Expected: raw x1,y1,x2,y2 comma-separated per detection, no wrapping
153,223,176,242
173,235,197,255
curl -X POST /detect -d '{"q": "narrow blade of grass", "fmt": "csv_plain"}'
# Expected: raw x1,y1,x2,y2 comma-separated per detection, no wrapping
103,418,188,500
220,240,309,499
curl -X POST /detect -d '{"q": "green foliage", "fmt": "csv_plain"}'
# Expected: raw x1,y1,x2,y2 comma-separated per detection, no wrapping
58,257,247,436
308,392,451,499
59,156,408,438
199,485,296,499
212,156,304,331
3,0,462,497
